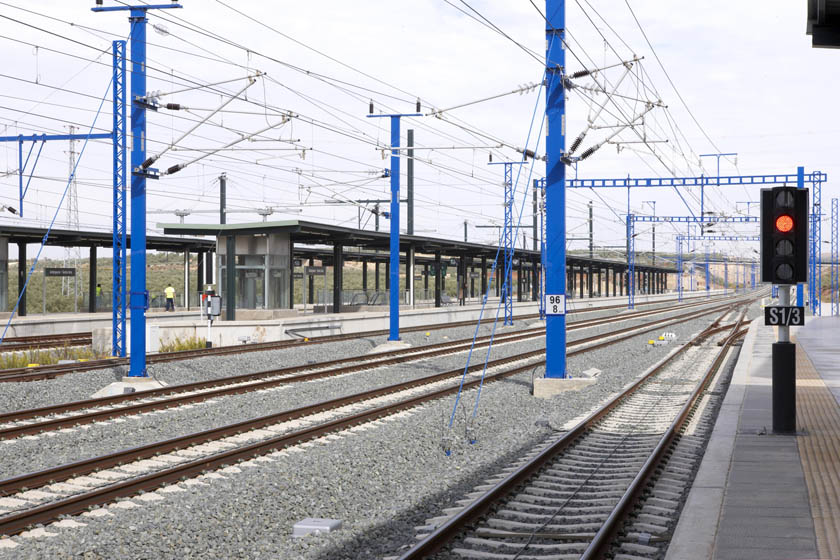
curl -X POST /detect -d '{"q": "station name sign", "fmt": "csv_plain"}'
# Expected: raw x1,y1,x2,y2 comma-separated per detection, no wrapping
304,266,325,276
764,306,805,327
44,268,75,277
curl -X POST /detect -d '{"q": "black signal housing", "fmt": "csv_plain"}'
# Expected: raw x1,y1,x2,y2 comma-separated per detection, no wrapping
760,186,809,284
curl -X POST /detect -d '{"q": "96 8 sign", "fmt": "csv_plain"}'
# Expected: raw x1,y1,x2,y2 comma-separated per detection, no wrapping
764,306,804,327
545,294,565,315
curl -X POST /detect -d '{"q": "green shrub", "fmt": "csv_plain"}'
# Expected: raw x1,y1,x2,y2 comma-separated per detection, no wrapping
0,345,101,370
158,335,206,353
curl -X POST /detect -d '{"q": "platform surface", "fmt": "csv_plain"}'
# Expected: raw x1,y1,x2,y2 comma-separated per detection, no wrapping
668,315,840,560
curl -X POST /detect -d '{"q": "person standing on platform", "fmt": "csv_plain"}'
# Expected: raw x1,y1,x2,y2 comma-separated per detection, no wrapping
165,284,176,312
95,283,102,310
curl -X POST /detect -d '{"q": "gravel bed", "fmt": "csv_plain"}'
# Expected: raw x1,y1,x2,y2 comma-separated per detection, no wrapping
0,299,760,559
0,319,538,415
0,299,733,480
0,293,669,415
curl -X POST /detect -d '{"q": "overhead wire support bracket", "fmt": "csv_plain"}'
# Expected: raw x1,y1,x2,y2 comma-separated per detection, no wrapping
142,76,259,169
0,132,113,217
160,120,285,176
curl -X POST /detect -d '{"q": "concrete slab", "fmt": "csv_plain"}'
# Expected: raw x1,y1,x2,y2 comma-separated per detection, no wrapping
533,377,596,398
292,518,342,538
367,340,412,354
91,376,168,398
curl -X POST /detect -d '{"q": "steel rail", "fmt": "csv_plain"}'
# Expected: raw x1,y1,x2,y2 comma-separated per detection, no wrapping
0,296,753,440
0,299,746,534
0,292,744,381
581,309,749,558
397,301,752,559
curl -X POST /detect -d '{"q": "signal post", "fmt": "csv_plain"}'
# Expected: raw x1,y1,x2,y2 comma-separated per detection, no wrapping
761,185,808,433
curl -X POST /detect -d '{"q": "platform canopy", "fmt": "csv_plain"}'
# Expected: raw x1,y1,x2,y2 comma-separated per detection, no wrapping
158,219,675,273
0,224,214,252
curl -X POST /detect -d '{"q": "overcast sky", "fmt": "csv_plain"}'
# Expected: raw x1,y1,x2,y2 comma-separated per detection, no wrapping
0,0,837,262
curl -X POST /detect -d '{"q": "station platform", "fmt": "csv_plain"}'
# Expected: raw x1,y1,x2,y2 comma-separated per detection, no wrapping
3,290,720,353
668,315,840,560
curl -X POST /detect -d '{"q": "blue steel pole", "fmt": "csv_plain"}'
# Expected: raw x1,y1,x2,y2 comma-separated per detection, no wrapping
388,116,401,341
112,40,127,357
796,166,805,307
544,0,566,378
705,242,710,298
128,9,148,376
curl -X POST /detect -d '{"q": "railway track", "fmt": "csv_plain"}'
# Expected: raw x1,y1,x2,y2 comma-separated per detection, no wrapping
395,307,750,559
0,293,740,382
0,332,92,353
0,295,753,441
0,297,751,537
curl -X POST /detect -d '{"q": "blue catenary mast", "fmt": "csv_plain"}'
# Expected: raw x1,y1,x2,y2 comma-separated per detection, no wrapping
544,0,567,378
94,2,183,376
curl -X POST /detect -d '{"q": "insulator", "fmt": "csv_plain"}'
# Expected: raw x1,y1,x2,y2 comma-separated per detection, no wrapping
569,135,584,154
488,152,493,163
416,98,421,113
141,157,155,170
579,146,596,161
524,149,536,160
167,164,183,175
570,69,592,79
165,103,181,110
369,100,374,114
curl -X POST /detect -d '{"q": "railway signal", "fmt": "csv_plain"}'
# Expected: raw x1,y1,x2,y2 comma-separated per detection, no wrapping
760,185,808,434
760,186,808,284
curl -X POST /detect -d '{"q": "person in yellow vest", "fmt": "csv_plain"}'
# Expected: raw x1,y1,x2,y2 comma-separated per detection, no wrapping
164,284,176,312
95,283,102,310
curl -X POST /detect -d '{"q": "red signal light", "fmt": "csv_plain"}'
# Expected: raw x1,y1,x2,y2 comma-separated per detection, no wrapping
775,214,794,233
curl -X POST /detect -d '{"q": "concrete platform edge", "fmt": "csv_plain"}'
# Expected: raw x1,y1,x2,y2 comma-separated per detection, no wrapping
665,317,760,560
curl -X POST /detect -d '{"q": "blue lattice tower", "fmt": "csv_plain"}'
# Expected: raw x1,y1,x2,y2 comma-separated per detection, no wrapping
812,176,822,315
503,163,514,325
488,161,522,325
112,40,127,357
626,214,635,309
832,198,838,316
676,235,683,302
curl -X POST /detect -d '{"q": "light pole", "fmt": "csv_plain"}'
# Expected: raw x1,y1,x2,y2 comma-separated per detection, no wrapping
366,106,421,342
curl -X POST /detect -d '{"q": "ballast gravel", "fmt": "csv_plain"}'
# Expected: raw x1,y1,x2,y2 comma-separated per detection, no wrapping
0,297,727,479
0,298,759,559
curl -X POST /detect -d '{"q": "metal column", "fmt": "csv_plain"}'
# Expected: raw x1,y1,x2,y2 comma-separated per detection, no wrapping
544,0,567,377
333,243,343,314
88,246,97,313
435,252,442,308
225,236,235,321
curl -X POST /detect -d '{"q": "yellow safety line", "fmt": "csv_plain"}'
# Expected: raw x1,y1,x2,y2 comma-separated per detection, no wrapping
796,342,840,559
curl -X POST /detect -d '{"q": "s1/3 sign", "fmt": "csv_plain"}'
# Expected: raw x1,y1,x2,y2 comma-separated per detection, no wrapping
764,306,804,326
546,294,565,315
